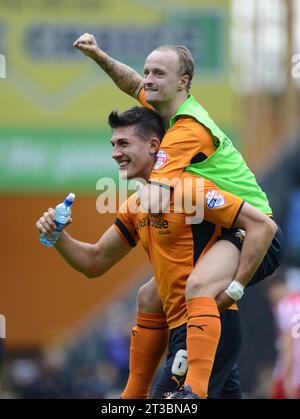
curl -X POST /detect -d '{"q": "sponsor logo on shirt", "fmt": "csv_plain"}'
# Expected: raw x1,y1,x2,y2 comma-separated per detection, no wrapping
137,216,169,231
154,150,168,170
205,190,225,208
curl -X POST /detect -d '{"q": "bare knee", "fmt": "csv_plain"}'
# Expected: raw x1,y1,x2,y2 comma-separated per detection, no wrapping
137,278,164,314
185,241,240,300
185,272,213,300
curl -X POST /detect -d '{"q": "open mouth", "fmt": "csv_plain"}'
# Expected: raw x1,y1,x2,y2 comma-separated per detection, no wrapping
118,161,129,170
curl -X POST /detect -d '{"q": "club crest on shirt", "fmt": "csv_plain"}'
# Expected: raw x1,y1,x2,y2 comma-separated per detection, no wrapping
205,190,225,208
154,150,168,170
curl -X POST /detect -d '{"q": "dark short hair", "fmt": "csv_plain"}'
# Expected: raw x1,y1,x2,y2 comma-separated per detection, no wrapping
108,106,165,141
154,45,194,91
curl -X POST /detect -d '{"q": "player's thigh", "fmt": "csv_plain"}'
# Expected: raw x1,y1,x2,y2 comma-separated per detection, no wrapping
137,276,164,314
185,240,240,299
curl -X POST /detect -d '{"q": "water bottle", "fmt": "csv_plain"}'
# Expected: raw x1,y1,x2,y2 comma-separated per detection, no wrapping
40,193,76,247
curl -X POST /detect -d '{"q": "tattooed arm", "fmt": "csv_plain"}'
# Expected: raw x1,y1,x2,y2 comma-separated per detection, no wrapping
74,33,143,99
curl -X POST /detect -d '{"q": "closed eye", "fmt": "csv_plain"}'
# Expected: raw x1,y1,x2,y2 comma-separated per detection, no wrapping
111,140,128,148
144,68,165,77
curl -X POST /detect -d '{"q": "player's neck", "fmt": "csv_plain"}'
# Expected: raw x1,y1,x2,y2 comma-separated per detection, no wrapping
140,161,156,181
154,93,188,127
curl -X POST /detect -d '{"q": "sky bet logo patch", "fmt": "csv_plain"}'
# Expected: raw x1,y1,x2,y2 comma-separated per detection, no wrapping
154,149,168,170
205,189,225,208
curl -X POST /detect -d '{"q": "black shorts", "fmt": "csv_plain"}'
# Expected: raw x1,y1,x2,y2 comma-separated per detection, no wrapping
220,224,284,287
150,309,242,399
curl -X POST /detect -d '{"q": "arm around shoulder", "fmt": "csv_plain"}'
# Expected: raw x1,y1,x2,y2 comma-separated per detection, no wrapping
231,202,277,287
234,202,277,239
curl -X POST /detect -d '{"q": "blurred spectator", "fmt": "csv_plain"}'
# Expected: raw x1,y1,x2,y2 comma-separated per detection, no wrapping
0,339,5,395
284,189,300,239
101,302,131,386
283,188,300,265
283,146,300,264
0,285,140,399
249,364,274,399
7,358,42,398
267,267,300,399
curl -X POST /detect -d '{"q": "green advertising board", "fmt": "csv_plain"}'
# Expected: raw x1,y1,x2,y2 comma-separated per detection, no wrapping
0,127,114,193
0,0,232,193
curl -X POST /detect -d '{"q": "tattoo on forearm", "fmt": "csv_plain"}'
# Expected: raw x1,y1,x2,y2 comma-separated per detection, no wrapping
95,55,142,97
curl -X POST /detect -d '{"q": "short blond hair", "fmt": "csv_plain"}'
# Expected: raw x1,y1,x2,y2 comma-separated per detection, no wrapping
154,45,195,91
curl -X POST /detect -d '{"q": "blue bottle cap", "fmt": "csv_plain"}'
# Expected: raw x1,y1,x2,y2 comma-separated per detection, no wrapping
65,192,76,206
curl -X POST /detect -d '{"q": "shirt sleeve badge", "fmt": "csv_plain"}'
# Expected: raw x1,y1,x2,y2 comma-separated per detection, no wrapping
154,150,168,170
205,189,225,208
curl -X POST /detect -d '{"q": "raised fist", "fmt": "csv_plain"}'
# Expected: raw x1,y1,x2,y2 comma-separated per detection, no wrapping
73,33,102,60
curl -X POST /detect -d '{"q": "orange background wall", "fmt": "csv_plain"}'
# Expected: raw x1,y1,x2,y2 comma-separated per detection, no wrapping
0,195,150,350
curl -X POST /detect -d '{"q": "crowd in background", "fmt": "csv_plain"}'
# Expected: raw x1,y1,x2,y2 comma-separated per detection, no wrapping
1,267,299,399
0,290,139,399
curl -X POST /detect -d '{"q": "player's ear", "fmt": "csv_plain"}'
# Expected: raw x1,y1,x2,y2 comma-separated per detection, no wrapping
178,75,189,91
149,137,160,154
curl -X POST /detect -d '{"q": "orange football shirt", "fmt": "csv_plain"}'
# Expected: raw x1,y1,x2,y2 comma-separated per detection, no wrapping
114,174,242,329
139,89,217,188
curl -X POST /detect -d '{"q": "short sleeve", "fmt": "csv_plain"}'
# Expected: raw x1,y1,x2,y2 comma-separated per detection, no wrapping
138,88,154,110
149,118,216,188
174,174,244,229
114,196,140,247
203,186,244,229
